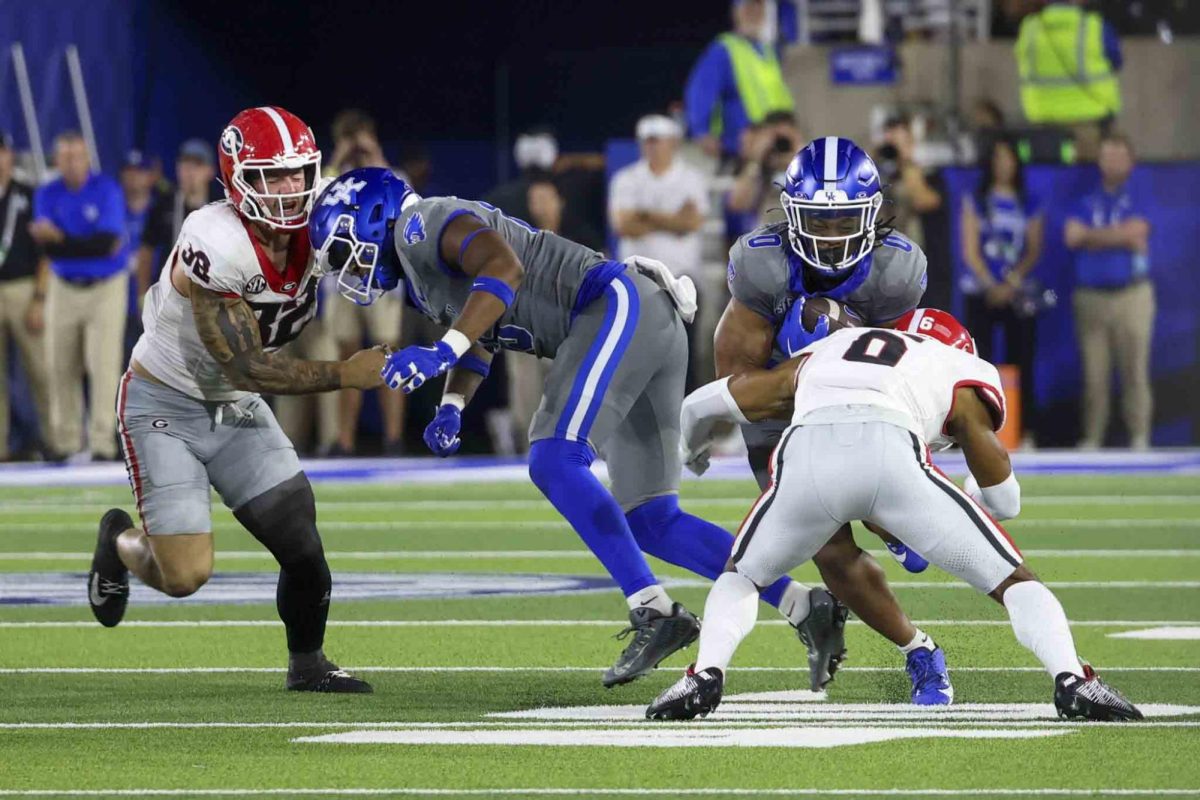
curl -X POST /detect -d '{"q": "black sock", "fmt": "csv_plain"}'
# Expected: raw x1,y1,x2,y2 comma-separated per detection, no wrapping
277,553,331,655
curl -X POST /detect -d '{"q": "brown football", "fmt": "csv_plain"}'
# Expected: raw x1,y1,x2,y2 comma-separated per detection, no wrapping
801,296,863,334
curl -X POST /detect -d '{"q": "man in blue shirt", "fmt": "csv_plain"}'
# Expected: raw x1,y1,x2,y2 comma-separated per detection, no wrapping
1064,132,1152,450
30,131,128,462
684,0,795,161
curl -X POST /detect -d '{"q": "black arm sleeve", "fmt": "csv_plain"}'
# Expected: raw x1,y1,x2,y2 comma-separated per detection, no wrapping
42,233,120,259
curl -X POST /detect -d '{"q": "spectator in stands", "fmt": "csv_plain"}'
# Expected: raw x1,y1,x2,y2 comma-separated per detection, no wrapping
29,131,127,462
118,150,154,355
0,131,49,460
960,136,1044,447
135,139,221,301
610,114,710,388
1064,132,1153,450
725,110,803,240
876,116,943,251
485,129,557,222
685,0,795,161
1015,0,1122,161
323,109,405,455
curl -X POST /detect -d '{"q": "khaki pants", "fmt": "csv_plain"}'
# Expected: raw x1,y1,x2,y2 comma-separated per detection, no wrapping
273,316,340,454
1073,281,1155,447
0,277,49,459
45,271,128,458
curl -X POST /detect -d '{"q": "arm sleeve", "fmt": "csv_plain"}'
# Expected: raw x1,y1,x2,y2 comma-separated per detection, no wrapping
684,42,729,139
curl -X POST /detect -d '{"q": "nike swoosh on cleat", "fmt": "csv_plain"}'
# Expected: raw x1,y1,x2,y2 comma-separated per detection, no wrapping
89,573,107,607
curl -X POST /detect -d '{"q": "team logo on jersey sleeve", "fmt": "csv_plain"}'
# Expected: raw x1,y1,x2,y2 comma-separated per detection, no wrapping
403,212,426,245
244,275,267,295
220,126,244,156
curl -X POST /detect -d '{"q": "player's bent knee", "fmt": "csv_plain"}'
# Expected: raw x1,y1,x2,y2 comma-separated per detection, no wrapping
157,558,213,598
233,474,326,569
989,565,1040,603
527,438,594,494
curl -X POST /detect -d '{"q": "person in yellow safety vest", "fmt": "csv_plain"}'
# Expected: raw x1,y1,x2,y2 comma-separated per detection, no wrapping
685,0,795,160
1015,0,1122,126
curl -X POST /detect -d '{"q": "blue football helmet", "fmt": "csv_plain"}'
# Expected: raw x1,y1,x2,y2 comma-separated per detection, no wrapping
780,136,884,273
309,167,417,305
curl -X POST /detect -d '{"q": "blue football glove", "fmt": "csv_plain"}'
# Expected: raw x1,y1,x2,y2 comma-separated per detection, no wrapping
776,296,831,357
423,403,463,457
382,341,459,393
374,257,401,292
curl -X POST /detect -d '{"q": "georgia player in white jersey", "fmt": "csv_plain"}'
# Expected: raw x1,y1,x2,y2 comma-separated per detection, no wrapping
649,308,1142,722
87,107,386,693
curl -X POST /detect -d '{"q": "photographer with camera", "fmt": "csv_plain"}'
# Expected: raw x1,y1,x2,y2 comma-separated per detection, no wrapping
725,111,804,242
961,136,1046,448
876,117,943,251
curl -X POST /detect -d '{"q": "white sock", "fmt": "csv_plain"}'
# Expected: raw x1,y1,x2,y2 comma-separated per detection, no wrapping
695,572,760,673
626,584,673,616
1003,581,1084,679
777,581,812,626
899,627,937,654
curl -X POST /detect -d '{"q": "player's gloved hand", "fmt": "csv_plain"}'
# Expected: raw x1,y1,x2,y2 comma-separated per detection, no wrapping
624,255,697,323
423,403,463,457
776,296,830,357
374,256,402,292
382,341,459,393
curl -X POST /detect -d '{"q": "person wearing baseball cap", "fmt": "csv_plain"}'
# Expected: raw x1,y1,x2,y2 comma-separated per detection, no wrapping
0,131,51,460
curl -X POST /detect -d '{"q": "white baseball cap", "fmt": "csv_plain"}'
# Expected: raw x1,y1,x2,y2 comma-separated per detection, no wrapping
636,115,682,141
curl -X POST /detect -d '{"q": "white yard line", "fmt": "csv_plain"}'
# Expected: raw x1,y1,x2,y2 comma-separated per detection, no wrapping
0,619,1195,630
3,548,1198,561
1,666,1195,675
0,788,1196,797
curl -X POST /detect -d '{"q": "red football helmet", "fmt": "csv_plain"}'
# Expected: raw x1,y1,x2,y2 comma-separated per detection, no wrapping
894,308,976,354
218,106,322,230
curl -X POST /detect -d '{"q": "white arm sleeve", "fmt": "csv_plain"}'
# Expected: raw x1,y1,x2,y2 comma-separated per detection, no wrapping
679,377,750,476
964,471,1021,521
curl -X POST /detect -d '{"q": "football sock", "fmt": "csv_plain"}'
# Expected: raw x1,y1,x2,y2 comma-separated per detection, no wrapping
1003,580,1084,678
528,438,657,596
626,584,674,615
625,495,795,608
695,571,760,673
777,581,812,626
899,627,937,654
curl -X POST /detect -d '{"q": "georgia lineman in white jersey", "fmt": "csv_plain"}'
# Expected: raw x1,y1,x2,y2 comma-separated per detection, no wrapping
132,200,319,401
650,310,1143,723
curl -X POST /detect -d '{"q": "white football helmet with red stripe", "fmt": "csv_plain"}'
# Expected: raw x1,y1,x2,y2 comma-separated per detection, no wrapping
218,106,322,230
895,308,976,355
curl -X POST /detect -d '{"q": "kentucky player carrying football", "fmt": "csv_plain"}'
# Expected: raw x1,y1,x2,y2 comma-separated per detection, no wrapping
713,136,953,702
309,167,831,688
86,107,385,693
648,309,1142,723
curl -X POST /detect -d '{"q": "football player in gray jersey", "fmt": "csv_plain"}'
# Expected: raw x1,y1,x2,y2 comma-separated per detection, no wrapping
311,168,825,689
713,136,954,703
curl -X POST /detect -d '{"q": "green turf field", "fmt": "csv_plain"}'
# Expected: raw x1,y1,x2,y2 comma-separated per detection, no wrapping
1,472,1198,799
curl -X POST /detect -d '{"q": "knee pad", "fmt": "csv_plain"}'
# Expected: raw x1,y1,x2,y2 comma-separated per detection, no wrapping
233,473,325,570
528,438,594,494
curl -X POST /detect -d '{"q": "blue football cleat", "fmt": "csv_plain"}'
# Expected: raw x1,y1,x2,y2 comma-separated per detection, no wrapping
906,646,953,706
886,540,929,573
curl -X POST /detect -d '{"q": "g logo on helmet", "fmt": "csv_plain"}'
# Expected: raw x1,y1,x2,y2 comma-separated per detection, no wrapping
220,126,244,157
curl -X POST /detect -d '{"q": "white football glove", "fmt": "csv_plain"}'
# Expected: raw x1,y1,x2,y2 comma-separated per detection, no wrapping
679,377,749,477
624,255,697,323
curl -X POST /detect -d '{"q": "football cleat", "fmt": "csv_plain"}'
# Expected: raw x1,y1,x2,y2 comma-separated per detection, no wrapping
87,508,133,628
602,602,700,688
906,646,954,705
794,587,849,691
287,660,374,694
646,666,724,721
1054,664,1142,722
885,540,929,574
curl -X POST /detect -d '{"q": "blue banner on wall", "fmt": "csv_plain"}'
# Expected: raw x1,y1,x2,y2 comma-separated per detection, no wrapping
944,163,1200,446
830,46,897,85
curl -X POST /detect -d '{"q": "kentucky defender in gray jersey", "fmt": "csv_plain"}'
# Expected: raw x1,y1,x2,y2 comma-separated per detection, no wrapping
713,137,954,704
311,168,821,689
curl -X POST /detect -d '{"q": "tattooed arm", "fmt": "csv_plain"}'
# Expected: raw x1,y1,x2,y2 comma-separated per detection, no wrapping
191,287,384,394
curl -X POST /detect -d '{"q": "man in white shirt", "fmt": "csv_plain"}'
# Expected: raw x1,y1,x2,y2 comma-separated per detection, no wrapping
609,114,711,386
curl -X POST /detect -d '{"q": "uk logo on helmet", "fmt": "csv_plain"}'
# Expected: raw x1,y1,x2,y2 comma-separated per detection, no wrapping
220,126,244,157
322,177,367,207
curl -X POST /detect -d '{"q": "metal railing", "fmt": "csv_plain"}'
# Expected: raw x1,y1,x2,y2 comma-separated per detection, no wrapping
7,42,101,183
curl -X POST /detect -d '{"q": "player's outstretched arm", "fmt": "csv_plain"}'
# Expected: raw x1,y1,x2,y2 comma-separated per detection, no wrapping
191,287,385,395
946,387,1021,520
439,214,525,344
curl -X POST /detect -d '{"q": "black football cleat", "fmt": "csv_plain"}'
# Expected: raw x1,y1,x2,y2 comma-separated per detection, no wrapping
646,666,724,721
794,587,849,691
287,659,374,694
1054,664,1143,722
87,508,133,628
602,602,701,688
